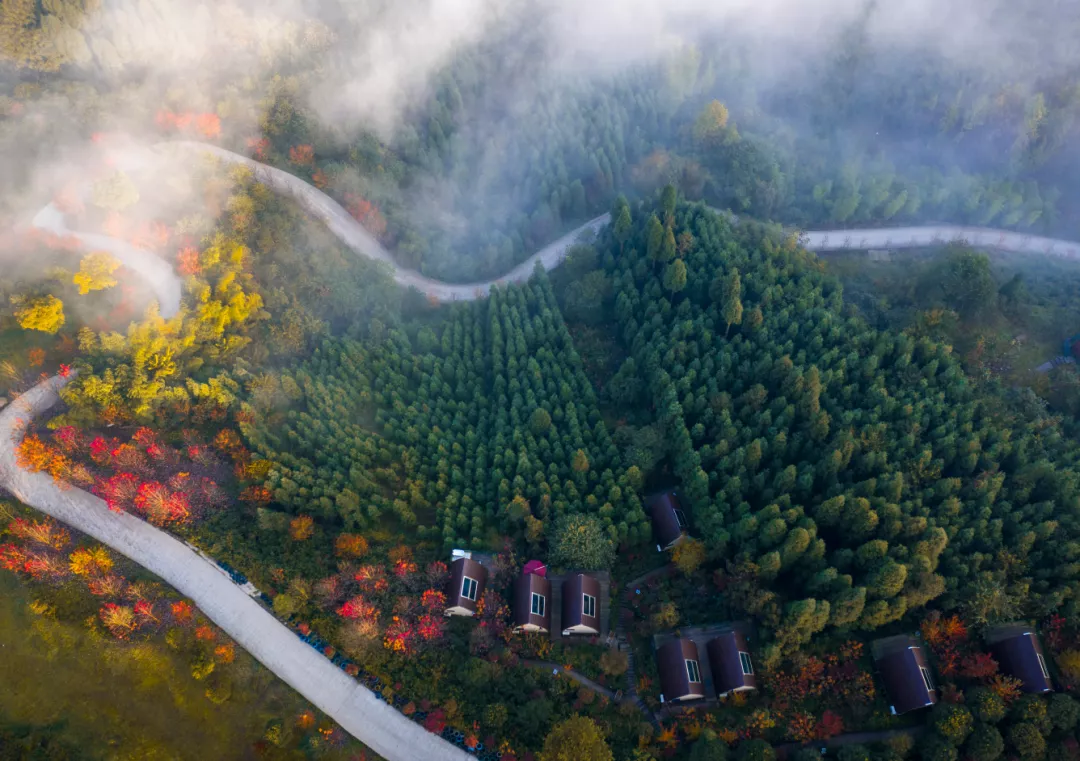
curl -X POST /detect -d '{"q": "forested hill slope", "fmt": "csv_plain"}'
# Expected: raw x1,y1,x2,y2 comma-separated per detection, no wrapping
594,195,1080,657
241,272,649,556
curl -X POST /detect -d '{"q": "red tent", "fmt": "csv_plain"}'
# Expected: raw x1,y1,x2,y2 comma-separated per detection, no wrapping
523,560,547,577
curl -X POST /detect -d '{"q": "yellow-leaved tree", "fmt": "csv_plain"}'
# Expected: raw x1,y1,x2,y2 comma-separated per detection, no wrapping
12,294,65,334
540,716,613,761
73,252,120,294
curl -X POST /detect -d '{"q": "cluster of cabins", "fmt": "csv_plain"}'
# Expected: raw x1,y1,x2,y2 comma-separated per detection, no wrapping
654,623,1053,710
441,491,1056,716
444,552,606,637
442,487,689,635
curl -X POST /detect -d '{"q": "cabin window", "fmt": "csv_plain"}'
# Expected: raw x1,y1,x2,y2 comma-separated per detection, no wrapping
921,666,935,693
583,593,596,618
531,593,546,617
674,509,688,529
461,576,478,601
1038,653,1050,679
686,659,702,684
739,651,754,676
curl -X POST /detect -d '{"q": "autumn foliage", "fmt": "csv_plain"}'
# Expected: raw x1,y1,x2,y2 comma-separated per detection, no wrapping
177,246,202,275
289,515,315,541
289,144,314,165
100,603,138,638
246,136,270,160
69,546,113,576
155,109,222,139
344,193,387,238
21,425,229,528
334,533,369,558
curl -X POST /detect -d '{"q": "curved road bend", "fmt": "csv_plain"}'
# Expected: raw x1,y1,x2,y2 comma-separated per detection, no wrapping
36,140,1080,320
0,375,471,761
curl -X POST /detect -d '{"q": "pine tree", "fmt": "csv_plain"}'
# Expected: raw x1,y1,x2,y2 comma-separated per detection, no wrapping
663,258,687,293
722,268,743,336
646,214,664,263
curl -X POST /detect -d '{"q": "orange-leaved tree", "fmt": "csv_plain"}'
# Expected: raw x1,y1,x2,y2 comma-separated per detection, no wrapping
289,144,314,165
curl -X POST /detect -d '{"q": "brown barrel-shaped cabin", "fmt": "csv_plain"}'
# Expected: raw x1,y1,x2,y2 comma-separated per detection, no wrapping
650,490,688,550
445,557,487,617
561,573,602,636
986,624,1053,693
658,638,706,702
872,635,938,715
706,630,757,697
513,572,552,633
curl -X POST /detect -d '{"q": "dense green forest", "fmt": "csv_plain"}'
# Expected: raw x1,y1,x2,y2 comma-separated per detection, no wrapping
242,275,648,550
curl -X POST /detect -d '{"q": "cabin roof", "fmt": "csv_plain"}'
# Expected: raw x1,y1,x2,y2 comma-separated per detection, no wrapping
985,624,1053,693
649,490,687,548
445,557,488,614
513,572,552,631
657,638,704,702
872,635,937,715
561,573,602,632
706,630,757,696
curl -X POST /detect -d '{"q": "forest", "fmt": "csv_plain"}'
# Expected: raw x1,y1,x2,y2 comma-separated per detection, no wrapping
6,1,1080,760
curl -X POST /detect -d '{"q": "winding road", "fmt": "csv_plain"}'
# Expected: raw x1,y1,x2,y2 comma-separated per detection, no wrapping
36,141,1080,320
8,141,1080,755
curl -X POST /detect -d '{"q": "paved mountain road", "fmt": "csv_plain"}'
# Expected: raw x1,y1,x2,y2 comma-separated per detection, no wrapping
0,376,471,761
35,141,1080,320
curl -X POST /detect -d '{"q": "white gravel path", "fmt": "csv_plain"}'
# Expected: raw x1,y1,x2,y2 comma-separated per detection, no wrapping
0,374,471,761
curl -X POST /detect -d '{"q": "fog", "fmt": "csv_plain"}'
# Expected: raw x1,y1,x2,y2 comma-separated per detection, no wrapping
2,0,1079,283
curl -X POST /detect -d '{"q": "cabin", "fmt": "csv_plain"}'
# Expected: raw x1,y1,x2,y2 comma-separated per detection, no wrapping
513,571,552,634
872,635,938,715
561,573,602,636
658,638,706,703
650,490,689,551
445,557,488,617
985,624,1053,693
706,630,757,697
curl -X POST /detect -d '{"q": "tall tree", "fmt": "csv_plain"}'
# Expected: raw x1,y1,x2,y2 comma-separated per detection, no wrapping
664,258,687,293
722,267,743,336
646,214,664,263
540,716,613,761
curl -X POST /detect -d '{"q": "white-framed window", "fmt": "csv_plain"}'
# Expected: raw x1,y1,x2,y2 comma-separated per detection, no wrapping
531,593,546,617
583,593,596,618
921,666,935,692
686,659,702,683
739,651,754,676
674,509,688,529
1038,653,1050,679
461,576,478,601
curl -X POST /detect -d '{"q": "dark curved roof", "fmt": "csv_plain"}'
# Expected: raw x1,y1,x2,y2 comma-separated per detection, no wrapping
986,624,1053,693
513,572,552,632
445,557,487,615
873,636,937,715
706,630,757,695
650,491,687,549
562,573,601,633
657,638,705,702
